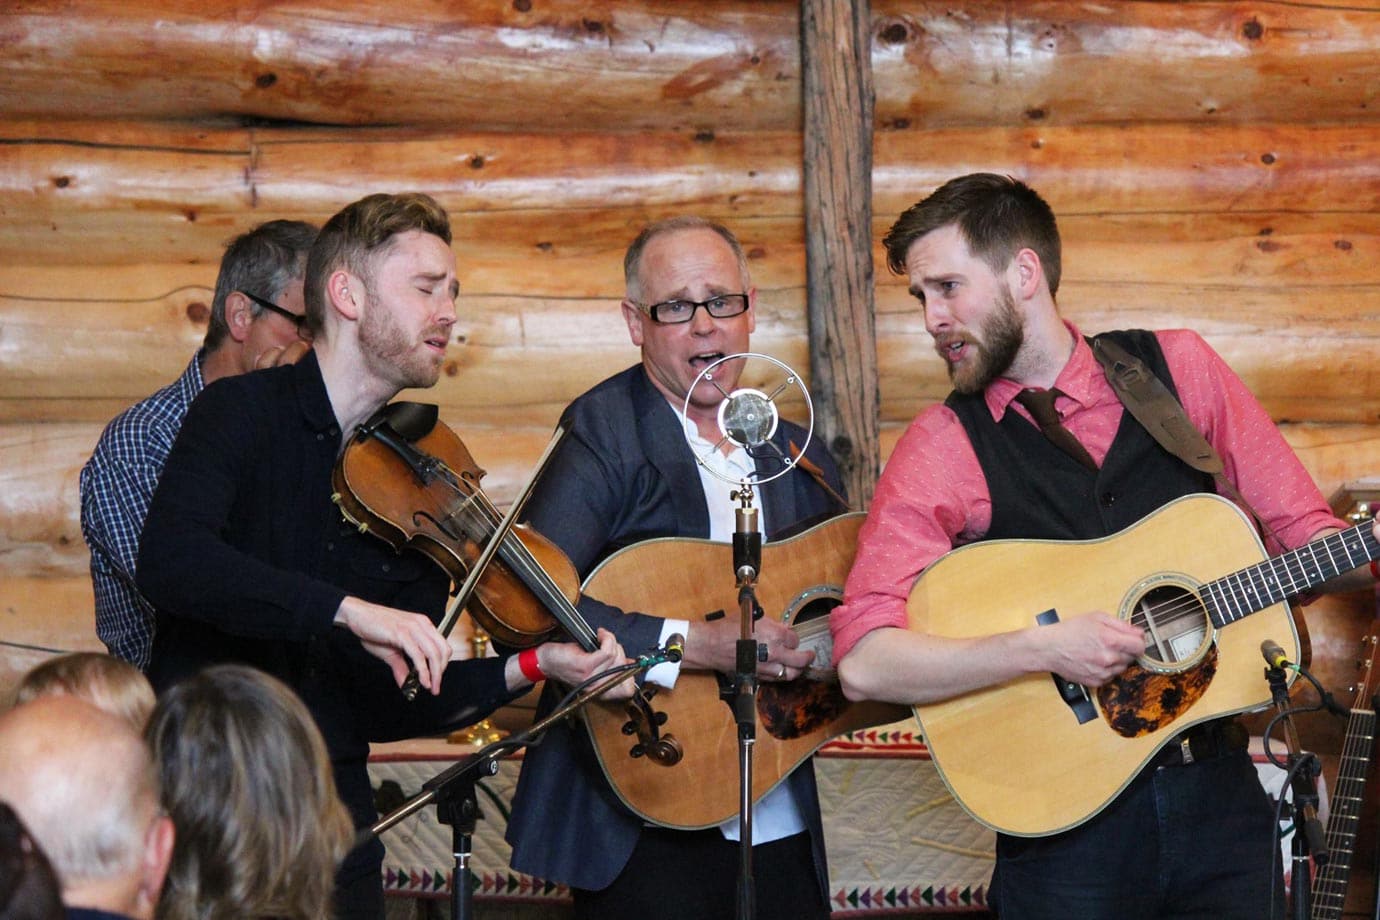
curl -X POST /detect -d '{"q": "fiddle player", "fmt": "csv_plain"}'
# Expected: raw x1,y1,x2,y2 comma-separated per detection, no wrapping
503,216,846,919
81,219,318,670
135,192,627,920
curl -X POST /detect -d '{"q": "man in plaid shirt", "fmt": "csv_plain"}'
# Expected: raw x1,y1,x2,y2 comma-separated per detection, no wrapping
79,219,317,668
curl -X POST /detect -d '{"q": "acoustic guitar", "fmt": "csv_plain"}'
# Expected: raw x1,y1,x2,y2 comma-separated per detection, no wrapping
1312,626,1380,920
581,511,911,829
907,492,1380,837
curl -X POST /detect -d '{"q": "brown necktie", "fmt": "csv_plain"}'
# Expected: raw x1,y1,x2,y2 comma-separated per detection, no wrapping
1014,388,1099,472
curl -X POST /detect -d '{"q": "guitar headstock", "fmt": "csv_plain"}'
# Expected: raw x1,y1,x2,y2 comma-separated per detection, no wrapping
1349,624,1380,712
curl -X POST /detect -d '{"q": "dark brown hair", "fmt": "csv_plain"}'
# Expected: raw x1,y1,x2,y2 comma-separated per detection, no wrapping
883,173,1062,297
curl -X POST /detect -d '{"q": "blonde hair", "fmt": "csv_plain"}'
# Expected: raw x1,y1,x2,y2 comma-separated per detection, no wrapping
146,665,353,920
15,653,155,730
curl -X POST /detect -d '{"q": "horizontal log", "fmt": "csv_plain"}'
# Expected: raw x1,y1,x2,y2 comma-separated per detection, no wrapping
0,576,99,649
872,124,1380,219
872,1,1380,129
2,2,1378,130
7,121,1380,265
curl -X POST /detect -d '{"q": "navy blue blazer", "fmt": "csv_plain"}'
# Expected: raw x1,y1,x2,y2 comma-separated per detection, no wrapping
504,364,846,894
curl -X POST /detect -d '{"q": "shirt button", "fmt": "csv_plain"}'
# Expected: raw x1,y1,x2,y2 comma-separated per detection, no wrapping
1101,493,1116,507
316,433,325,441
326,542,335,551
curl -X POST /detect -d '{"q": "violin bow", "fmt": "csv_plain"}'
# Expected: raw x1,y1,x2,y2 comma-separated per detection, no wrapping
435,423,568,638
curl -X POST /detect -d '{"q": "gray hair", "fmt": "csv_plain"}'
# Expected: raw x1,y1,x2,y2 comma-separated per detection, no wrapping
204,219,319,351
623,215,750,302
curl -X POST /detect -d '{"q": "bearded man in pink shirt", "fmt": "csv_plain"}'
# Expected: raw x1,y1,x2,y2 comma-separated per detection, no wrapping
830,172,1380,920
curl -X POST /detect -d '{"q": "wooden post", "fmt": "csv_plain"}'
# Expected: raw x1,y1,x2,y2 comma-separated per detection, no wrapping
801,0,879,508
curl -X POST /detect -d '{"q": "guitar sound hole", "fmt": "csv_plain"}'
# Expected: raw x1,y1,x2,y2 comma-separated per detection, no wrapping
793,595,840,623
1132,583,1210,669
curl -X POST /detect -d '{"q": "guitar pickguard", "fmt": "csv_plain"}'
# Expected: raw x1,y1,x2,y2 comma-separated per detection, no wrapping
758,680,853,740
1097,644,1218,738
581,512,912,829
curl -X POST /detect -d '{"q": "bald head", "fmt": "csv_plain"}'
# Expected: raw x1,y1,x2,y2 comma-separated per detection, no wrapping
0,695,171,918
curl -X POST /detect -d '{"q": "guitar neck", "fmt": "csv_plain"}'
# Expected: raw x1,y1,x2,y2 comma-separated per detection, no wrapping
1311,629,1380,920
1311,705,1378,919
1206,521,1380,629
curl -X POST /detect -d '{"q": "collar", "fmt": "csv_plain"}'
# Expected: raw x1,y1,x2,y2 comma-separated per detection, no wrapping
984,320,1103,421
181,348,207,400
289,349,342,435
677,406,756,478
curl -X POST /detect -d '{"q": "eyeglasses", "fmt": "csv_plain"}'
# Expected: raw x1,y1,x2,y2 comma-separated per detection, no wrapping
241,291,309,335
636,293,750,325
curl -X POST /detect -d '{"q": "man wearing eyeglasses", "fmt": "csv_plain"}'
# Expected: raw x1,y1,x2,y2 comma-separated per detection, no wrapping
504,216,846,919
79,219,318,671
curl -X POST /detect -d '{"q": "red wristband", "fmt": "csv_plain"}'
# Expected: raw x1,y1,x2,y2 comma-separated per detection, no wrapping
518,647,546,683
1370,559,1380,581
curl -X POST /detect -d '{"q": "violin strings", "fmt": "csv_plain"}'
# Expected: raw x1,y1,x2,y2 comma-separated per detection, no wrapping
429,460,592,641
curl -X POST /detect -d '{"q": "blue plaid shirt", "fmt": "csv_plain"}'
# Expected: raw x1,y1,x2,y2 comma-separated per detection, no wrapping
79,352,204,668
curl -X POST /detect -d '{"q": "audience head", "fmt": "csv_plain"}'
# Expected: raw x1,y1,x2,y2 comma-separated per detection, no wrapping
0,802,63,920
15,652,155,730
203,219,318,372
145,665,352,920
0,696,172,920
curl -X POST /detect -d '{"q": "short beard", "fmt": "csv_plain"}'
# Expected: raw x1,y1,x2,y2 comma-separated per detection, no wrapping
949,284,1023,395
358,292,443,392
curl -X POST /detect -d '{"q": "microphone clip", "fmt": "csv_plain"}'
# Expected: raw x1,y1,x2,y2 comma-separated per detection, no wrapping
635,633,686,669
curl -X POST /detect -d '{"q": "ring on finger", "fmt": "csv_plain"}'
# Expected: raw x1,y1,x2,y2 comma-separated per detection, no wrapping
777,662,786,680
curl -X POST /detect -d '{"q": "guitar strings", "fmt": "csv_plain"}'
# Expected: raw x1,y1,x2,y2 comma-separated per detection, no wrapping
1111,523,1379,659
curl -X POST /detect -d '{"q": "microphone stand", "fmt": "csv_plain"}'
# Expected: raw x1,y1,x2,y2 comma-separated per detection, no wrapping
731,481,763,920
366,652,669,920
1263,661,1327,920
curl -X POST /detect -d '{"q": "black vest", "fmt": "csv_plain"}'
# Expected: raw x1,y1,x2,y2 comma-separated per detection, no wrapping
946,329,1213,542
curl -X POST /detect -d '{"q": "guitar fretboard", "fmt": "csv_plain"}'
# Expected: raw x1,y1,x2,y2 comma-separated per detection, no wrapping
1205,522,1380,629
1311,706,1377,919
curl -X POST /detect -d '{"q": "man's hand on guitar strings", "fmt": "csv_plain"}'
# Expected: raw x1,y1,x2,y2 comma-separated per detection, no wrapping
1037,612,1145,687
681,614,813,681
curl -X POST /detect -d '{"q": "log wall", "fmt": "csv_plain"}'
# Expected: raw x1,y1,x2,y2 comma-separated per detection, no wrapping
4,1,1380,910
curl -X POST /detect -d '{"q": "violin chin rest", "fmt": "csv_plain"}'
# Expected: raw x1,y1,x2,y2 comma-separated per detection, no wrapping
366,401,439,442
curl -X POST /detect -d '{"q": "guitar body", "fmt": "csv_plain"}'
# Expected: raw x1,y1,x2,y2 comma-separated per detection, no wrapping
581,512,911,829
909,493,1300,837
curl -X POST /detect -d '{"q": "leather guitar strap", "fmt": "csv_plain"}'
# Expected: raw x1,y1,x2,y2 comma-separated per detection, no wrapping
1090,334,1285,547
787,441,852,512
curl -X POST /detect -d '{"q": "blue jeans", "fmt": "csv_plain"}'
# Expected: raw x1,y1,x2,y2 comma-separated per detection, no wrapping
991,751,1285,919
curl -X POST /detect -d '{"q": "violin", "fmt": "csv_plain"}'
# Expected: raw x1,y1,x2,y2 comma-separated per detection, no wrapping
330,402,600,654
330,403,685,769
